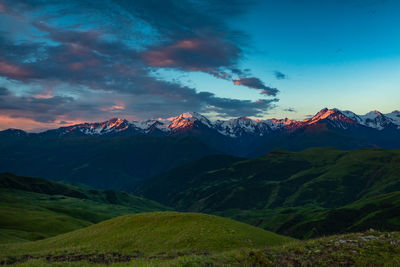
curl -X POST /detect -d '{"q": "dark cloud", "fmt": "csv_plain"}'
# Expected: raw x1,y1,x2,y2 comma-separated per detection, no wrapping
0,87,10,95
274,71,287,80
0,0,279,125
233,77,279,96
0,85,277,123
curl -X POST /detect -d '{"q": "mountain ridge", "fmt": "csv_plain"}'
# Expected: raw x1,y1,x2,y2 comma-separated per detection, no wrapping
2,108,400,138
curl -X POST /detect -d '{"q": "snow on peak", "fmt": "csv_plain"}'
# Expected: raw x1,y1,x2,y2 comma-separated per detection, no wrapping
340,110,363,124
359,110,394,130
177,112,197,119
132,120,169,133
167,112,212,129
305,108,340,124
386,110,400,125
215,117,270,137
105,118,127,128
290,108,361,130
364,110,383,119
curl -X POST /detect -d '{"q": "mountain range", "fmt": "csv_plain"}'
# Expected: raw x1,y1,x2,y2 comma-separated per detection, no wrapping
0,107,399,190
3,108,399,138
2,108,400,156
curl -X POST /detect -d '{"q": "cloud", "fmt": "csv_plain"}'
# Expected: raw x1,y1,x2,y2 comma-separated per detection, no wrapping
0,60,31,79
0,0,280,129
274,71,287,80
233,77,279,96
100,105,126,112
283,107,296,112
142,37,241,73
0,87,75,122
0,87,10,95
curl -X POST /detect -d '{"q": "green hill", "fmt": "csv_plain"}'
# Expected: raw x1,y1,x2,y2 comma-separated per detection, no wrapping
135,147,400,238
1,228,399,266
0,173,169,243
0,212,293,265
281,191,400,238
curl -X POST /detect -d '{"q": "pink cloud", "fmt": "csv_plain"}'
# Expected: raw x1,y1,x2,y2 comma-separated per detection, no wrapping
0,61,30,79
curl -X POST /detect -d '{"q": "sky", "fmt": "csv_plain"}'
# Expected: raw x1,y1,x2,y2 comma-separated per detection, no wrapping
0,0,399,131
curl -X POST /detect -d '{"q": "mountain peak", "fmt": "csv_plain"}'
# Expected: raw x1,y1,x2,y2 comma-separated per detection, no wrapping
365,110,383,117
306,108,342,123
167,112,206,121
238,116,252,120
303,108,360,129
176,112,196,119
168,112,211,130
108,117,126,122
103,117,129,128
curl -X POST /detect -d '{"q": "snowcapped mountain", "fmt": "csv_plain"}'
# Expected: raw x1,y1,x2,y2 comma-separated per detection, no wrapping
215,117,271,137
386,110,400,126
264,118,299,130
167,112,212,132
3,108,400,139
132,120,169,134
359,110,399,130
300,108,360,130
40,117,134,137
341,110,400,130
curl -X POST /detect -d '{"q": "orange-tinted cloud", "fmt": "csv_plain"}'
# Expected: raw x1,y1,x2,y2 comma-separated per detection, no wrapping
0,115,82,132
100,104,125,112
34,89,53,99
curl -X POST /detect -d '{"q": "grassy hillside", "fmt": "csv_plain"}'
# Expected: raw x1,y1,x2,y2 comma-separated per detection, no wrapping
0,212,293,264
0,135,216,190
0,173,169,243
2,229,399,266
135,147,400,238
279,191,400,238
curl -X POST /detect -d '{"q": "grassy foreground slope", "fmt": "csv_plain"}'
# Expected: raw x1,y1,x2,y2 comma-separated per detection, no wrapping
4,230,400,266
0,212,293,264
0,173,169,243
135,147,400,238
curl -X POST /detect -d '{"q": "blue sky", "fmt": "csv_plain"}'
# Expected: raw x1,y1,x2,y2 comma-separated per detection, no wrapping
0,0,399,130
